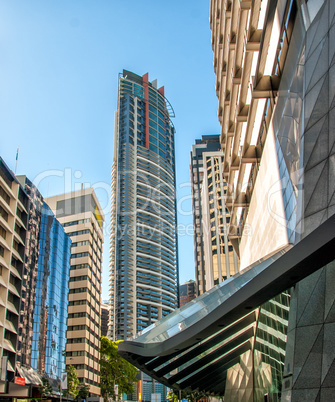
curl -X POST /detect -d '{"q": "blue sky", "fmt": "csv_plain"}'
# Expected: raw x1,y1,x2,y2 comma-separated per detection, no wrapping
0,0,221,300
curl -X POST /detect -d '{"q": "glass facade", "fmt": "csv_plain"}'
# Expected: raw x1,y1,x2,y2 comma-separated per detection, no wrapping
110,70,178,341
31,202,71,380
16,176,43,367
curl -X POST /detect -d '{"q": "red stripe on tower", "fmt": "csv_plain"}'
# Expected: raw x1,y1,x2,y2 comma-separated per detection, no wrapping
142,73,149,149
158,86,165,96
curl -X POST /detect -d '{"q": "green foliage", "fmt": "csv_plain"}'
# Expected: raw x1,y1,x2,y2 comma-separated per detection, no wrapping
77,382,90,401
63,365,79,399
100,336,138,402
167,389,208,402
167,390,179,402
39,377,53,399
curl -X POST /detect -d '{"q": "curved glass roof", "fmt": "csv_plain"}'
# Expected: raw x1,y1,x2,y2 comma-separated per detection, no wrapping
130,247,289,344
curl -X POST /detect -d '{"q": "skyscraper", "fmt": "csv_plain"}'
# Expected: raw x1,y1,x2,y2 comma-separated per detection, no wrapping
190,135,239,295
201,151,239,289
31,202,71,381
190,135,221,295
109,70,178,341
46,189,104,400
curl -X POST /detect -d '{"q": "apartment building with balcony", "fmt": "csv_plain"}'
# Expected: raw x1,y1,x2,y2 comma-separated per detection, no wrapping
109,70,178,341
0,158,29,395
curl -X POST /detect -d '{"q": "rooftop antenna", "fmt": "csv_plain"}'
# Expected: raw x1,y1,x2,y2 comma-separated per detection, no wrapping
14,147,19,174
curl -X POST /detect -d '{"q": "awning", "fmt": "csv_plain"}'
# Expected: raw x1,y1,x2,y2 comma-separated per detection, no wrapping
16,365,42,386
119,214,335,394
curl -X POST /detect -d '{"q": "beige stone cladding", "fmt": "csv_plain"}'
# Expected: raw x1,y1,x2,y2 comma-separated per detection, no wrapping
46,188,104,398
0,158,29,391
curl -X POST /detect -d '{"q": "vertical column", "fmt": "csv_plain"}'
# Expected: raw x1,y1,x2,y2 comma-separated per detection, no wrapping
211,156,223,283
142,73,150,149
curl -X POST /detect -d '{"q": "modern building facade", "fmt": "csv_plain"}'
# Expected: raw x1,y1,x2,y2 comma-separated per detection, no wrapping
190,135,221,295
119,0,335,400
46,188,104,400
16,175,43,369
31,202,71,380
119,218,334,399
191,135,239,294
109,70,178,341
201,150,239,290
210,0,335,397
0,158,43,398
179,280,196,307
0,158,28,389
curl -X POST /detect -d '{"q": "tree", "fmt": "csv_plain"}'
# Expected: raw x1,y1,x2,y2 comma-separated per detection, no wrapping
39,377,53,400
77,383,90,401
167,389,208,402
63,365,79,399
100,336,138,402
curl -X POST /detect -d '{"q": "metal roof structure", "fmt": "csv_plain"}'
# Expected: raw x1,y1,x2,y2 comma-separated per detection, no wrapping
119,214,335,395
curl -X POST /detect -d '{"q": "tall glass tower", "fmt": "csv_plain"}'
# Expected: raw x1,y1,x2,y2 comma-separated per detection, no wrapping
109,70,178,341
31,202,70,380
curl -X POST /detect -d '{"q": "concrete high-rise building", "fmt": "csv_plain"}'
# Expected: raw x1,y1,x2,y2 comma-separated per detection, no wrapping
190,135,239,294
109,70,178,341
201,152,239,290
46,189,104,400
31,202,71,381
0,158,32,396
190,135,221,295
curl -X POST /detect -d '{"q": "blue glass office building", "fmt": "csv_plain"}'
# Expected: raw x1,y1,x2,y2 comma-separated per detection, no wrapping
110,70,178,341
31,202,71,380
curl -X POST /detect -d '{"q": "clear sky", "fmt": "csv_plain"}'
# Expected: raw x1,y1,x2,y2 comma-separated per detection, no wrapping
0,0,221,300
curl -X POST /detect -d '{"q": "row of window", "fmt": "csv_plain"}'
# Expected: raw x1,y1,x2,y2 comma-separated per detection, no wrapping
71,240,90,248
68,299,100,316
64,218,90,227
67,337,97,349
71,364,99,377
67,325,100,340
66,350,99,364
68,312,100,328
